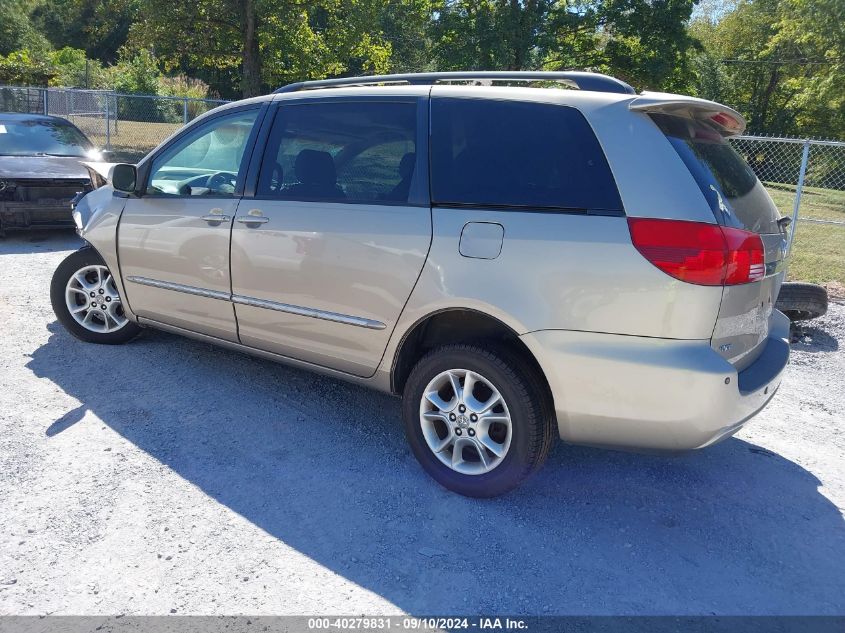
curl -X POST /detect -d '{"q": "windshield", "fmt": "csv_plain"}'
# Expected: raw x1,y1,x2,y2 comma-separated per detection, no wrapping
0,119,93,157
652,113,781,234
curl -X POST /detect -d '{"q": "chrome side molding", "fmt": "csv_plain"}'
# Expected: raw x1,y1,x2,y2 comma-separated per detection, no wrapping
126,276,231,301
232,294,386,330
126,275,385,330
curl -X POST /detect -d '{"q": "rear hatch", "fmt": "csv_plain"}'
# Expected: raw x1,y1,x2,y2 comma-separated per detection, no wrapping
647,108,788,370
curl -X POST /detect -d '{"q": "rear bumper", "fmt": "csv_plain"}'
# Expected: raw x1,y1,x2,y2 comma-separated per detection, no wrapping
521,310,790,451
0,202,75,230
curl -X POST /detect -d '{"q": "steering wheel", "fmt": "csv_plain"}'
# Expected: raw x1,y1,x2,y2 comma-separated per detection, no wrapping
207,171,238,194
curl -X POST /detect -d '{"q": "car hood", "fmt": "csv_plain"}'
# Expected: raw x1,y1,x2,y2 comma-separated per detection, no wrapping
0,155,91,180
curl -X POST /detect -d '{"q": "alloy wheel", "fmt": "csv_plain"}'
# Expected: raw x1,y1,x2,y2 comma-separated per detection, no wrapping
64,265,128,333
418,368,512,475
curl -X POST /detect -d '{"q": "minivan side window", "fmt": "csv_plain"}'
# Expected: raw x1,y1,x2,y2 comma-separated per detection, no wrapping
257,101,418,203
146,109,258,197
430,98,622,212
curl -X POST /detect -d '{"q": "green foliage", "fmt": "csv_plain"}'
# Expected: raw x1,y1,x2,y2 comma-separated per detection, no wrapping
0,0,51,56
128,0,395,97
0,0,839,139
49,47,111,88
30,0,139,63
428,0,698,90
691,0,845,138
110,47,161,95
158,75,213,101
0,50,55,85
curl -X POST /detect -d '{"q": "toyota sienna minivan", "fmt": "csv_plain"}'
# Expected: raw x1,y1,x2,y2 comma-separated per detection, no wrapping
52,71,791,496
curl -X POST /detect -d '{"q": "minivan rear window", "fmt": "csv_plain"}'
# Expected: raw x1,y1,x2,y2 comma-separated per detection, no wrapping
651,113,781,234
430,98,623,212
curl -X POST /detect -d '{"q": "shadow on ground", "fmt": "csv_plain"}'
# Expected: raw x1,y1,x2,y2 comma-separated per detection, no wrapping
27,320,845,615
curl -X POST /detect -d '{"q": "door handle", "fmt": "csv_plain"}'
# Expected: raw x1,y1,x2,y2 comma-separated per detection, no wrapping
201,208,230,224
236,209,269,225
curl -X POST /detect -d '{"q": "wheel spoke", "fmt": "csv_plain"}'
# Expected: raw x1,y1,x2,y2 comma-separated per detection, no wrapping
70,304,88,315
446,370,463,402
424,390,452,412
477,423,507,458
451,438,467,469
462,371,477,401
467,391,501,415
471,439,491,469
422,410,449,424
430,432,452,453
73,272,94,291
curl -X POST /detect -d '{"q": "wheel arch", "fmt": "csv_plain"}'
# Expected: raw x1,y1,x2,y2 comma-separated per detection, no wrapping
390,308,553,404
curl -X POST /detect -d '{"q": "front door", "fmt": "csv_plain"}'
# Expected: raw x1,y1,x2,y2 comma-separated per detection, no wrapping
118,107,261,341
230,98,431,377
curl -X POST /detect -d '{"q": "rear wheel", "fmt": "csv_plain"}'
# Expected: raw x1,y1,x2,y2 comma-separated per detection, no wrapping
776,282,828,321
50,248,141,344
402,343,554,497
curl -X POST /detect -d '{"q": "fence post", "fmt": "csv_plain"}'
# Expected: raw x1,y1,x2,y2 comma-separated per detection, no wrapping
183,97,189,125
788,139,811,254
42,89,48,115
104,95,111,151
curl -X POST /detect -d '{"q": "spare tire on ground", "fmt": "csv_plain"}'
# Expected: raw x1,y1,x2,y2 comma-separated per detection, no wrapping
776,282,828,322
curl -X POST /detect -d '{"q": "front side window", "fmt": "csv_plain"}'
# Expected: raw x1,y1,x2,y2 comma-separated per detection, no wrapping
257,101,417,203
430,98,622,212
147,109,258,196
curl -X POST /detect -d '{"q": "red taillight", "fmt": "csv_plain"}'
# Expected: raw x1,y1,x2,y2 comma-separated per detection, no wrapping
628,218,765,286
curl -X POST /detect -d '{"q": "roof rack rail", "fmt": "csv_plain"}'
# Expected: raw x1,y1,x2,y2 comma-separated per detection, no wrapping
274,71,636,95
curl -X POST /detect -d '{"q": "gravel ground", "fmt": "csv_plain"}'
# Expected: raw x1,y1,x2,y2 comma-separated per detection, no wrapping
0,231,843,616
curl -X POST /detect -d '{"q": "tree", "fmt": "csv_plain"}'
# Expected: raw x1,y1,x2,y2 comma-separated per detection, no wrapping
430,0,553,71
129,0,393,98
30,0,139,63
0,0,50,56
379,0,434,73
427,0,699,90
692,0,845,137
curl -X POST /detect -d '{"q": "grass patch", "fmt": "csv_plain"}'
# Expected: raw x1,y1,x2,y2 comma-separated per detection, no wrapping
762,183,845,285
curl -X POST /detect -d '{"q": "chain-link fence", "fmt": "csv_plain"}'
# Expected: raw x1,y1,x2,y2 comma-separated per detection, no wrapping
730,135,845,286
0,85,229,162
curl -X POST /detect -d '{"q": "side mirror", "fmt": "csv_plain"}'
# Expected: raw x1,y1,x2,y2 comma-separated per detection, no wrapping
111,163,138,195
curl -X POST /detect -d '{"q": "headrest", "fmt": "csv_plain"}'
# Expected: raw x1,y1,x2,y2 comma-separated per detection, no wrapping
295,149,336,185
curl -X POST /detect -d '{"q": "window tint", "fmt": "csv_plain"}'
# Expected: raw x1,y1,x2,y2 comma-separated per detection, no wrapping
430,98,622,211
652,113,781,234
257,101,417,203
147,109,258,196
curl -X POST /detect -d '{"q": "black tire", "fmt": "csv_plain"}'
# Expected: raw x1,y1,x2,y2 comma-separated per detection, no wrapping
50,247,142,344
402,343,555,497
776,282,828,322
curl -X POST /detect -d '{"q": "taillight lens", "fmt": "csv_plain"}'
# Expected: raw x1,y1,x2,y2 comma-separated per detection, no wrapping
628,218,765,286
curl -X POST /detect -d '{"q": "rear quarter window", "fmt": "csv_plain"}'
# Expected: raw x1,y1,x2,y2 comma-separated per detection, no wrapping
651,113,781,234
430,98,623,212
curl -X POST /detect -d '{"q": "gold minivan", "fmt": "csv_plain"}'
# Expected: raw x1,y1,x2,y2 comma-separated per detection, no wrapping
51,72,791,496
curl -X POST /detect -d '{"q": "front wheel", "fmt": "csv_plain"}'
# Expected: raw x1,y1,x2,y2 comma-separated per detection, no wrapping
402,344,555,497
50,248,141,344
